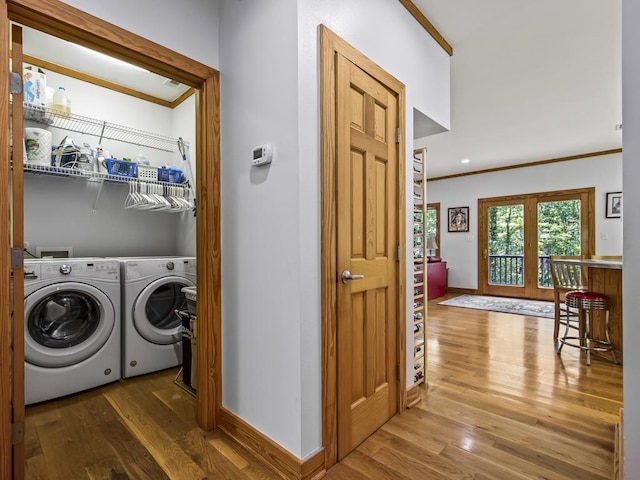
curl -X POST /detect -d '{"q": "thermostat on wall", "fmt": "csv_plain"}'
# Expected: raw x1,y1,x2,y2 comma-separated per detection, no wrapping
252,144,272,167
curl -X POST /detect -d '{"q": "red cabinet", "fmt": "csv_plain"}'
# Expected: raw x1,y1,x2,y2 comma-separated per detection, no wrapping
427,261,447,300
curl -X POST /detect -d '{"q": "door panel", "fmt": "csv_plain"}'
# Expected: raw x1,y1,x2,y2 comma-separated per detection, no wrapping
479,189,594,300
336,53,398,460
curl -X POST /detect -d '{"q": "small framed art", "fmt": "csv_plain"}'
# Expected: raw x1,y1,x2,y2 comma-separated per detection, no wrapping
448,206,469,232
606,192,622,218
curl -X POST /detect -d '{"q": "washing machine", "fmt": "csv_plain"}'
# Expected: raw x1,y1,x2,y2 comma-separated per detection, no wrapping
119,257,196,378
24,258,121,405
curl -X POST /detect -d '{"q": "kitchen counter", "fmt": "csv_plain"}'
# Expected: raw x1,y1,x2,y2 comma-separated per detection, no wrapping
560,258,622,269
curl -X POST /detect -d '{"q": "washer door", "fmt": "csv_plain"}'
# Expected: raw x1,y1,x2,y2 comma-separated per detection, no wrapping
132,276,194,345
24,282,115,368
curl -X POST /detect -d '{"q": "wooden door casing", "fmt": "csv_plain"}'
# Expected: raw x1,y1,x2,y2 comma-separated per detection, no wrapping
10,23,26,478
321,24,406,469
0,2,11,478
0,2,221,477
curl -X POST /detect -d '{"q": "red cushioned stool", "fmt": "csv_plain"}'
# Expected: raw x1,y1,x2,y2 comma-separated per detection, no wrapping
557,290,618,366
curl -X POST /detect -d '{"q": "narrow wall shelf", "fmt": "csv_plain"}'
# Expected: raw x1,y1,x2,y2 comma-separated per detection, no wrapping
23,103,185,153
23,163,185,186
412,147,427,386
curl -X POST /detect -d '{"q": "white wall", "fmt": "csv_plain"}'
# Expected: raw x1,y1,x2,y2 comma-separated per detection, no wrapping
622,0,639,476
172,94,197,257
60,0,219,70
219,0,303,457
218,0,451,459
425,153,623,289
40,69,176,163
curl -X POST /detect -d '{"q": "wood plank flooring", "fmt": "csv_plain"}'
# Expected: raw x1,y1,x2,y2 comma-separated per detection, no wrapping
25,294,622,479
324,294,622,480
24,371,281,480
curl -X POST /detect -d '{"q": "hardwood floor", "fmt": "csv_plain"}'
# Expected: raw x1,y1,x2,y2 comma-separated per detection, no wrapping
324,295,622,480
25,294,622,479
24,371,281,479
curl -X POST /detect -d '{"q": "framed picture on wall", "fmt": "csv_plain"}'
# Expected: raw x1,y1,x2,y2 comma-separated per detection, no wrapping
606,192,622,218
448,206,469,232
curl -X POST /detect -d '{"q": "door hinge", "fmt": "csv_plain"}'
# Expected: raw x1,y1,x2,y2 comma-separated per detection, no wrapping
11,247,23,269
395,127,400,144
395,245,400,262
12,422,23,445
396,364,400,380
10,72,22,94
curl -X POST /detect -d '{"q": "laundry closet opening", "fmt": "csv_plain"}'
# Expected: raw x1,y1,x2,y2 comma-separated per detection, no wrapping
4,3,221,473
17,24,200,392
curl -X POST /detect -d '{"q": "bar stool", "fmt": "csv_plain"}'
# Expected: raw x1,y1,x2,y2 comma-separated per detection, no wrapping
557,290,618,366
549,257,586,342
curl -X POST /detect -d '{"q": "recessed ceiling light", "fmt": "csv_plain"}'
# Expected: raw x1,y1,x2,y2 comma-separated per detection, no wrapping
461,159,471,164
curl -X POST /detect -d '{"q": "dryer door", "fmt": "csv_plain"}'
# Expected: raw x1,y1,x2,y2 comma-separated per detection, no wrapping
24,282,115,367
132,276,195,345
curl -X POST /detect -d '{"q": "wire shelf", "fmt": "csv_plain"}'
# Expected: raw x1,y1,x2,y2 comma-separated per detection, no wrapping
23,103,184,153
23,163,187,186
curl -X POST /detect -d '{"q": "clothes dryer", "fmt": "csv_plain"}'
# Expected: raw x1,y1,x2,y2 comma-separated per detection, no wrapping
24,258,121,405
119,257,196,378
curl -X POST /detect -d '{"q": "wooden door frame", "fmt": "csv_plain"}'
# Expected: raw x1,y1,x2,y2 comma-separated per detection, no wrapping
477,187,595,300
320,25,406,469
0,1,221,477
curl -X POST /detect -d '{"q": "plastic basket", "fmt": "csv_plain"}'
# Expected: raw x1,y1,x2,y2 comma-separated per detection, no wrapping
158,167,184,184
104,158,137,177
137,165,158,181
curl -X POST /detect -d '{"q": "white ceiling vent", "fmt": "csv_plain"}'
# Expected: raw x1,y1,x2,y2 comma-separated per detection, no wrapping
163,79,182,88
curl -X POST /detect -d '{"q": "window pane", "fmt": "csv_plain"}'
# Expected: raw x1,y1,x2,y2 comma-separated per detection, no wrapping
488,204,524,286
426,208,437,255
537,200,581,287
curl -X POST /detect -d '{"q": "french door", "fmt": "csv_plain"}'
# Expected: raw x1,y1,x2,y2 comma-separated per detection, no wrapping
478,188,594,301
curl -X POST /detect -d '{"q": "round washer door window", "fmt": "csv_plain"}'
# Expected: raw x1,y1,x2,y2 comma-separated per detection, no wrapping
133,276,195,345
24,282,115,368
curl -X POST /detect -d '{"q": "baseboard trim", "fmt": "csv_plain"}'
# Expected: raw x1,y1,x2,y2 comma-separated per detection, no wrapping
445,287,477,295
406,383,421,408
218,407,325,480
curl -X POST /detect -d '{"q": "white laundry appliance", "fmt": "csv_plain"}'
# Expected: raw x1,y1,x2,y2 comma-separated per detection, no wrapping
24,258,121,405
118,257,196,378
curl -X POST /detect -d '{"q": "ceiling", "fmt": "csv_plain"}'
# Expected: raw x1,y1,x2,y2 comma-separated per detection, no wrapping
411,0,622,179
22,26,191,102
19,3,622,179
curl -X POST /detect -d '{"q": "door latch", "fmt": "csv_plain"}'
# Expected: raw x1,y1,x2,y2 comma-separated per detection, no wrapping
10,72,22,94
12,422,23,444
11,247,23,269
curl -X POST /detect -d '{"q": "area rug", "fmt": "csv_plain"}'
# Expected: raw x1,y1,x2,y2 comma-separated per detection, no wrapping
438,295,555,319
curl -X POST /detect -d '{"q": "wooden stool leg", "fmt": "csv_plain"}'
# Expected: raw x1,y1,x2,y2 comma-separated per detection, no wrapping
557,306,572,354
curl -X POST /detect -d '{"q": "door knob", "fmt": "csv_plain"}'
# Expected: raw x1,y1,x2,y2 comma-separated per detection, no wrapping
341,270,364,284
